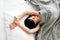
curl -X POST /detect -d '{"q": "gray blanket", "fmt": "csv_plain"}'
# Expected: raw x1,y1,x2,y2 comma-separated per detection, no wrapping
25,0,60,40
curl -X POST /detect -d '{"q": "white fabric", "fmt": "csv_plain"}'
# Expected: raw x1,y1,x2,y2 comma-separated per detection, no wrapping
4,0,36,40
4,13,35,40
0,13,6,40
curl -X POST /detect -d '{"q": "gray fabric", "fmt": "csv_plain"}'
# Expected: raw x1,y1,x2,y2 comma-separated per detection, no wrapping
25,0,60,40
39,8,50,24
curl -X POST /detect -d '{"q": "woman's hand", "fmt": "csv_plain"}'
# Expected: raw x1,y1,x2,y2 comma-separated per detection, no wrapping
9,16,18,30
14,16,20,25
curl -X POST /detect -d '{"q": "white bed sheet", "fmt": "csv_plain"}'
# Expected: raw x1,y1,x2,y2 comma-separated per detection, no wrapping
4,0,35,40
0,13,6,40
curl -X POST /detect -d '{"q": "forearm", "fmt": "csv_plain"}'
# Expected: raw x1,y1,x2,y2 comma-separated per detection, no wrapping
17,11,39,20
17,22,39,34
17,12,27,20
9,22,16,30
26,11,39,16
17,22,33,34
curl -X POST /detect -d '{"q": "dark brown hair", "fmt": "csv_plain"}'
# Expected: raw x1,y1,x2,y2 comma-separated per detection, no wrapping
24,15,39,29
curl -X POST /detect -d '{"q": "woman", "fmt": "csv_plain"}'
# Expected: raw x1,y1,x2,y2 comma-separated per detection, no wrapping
10,11,41,34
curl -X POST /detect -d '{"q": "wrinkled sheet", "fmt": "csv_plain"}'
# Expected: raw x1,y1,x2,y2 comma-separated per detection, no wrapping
26,0,60,40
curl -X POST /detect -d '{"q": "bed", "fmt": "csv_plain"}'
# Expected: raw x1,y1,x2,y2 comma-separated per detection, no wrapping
4,0,36,40
1,0,60,40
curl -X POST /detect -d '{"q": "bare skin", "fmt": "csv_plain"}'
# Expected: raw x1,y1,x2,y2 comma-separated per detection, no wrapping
9,16,18,30
9,11,41,34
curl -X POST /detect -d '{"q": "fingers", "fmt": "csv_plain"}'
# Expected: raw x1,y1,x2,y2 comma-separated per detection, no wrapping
13,16,18,24
9,16,17,30
13,16,17,23
9,23,16,30
14,16,17,21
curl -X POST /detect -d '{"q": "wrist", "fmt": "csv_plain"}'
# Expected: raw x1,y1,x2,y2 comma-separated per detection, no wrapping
10,22,16,30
